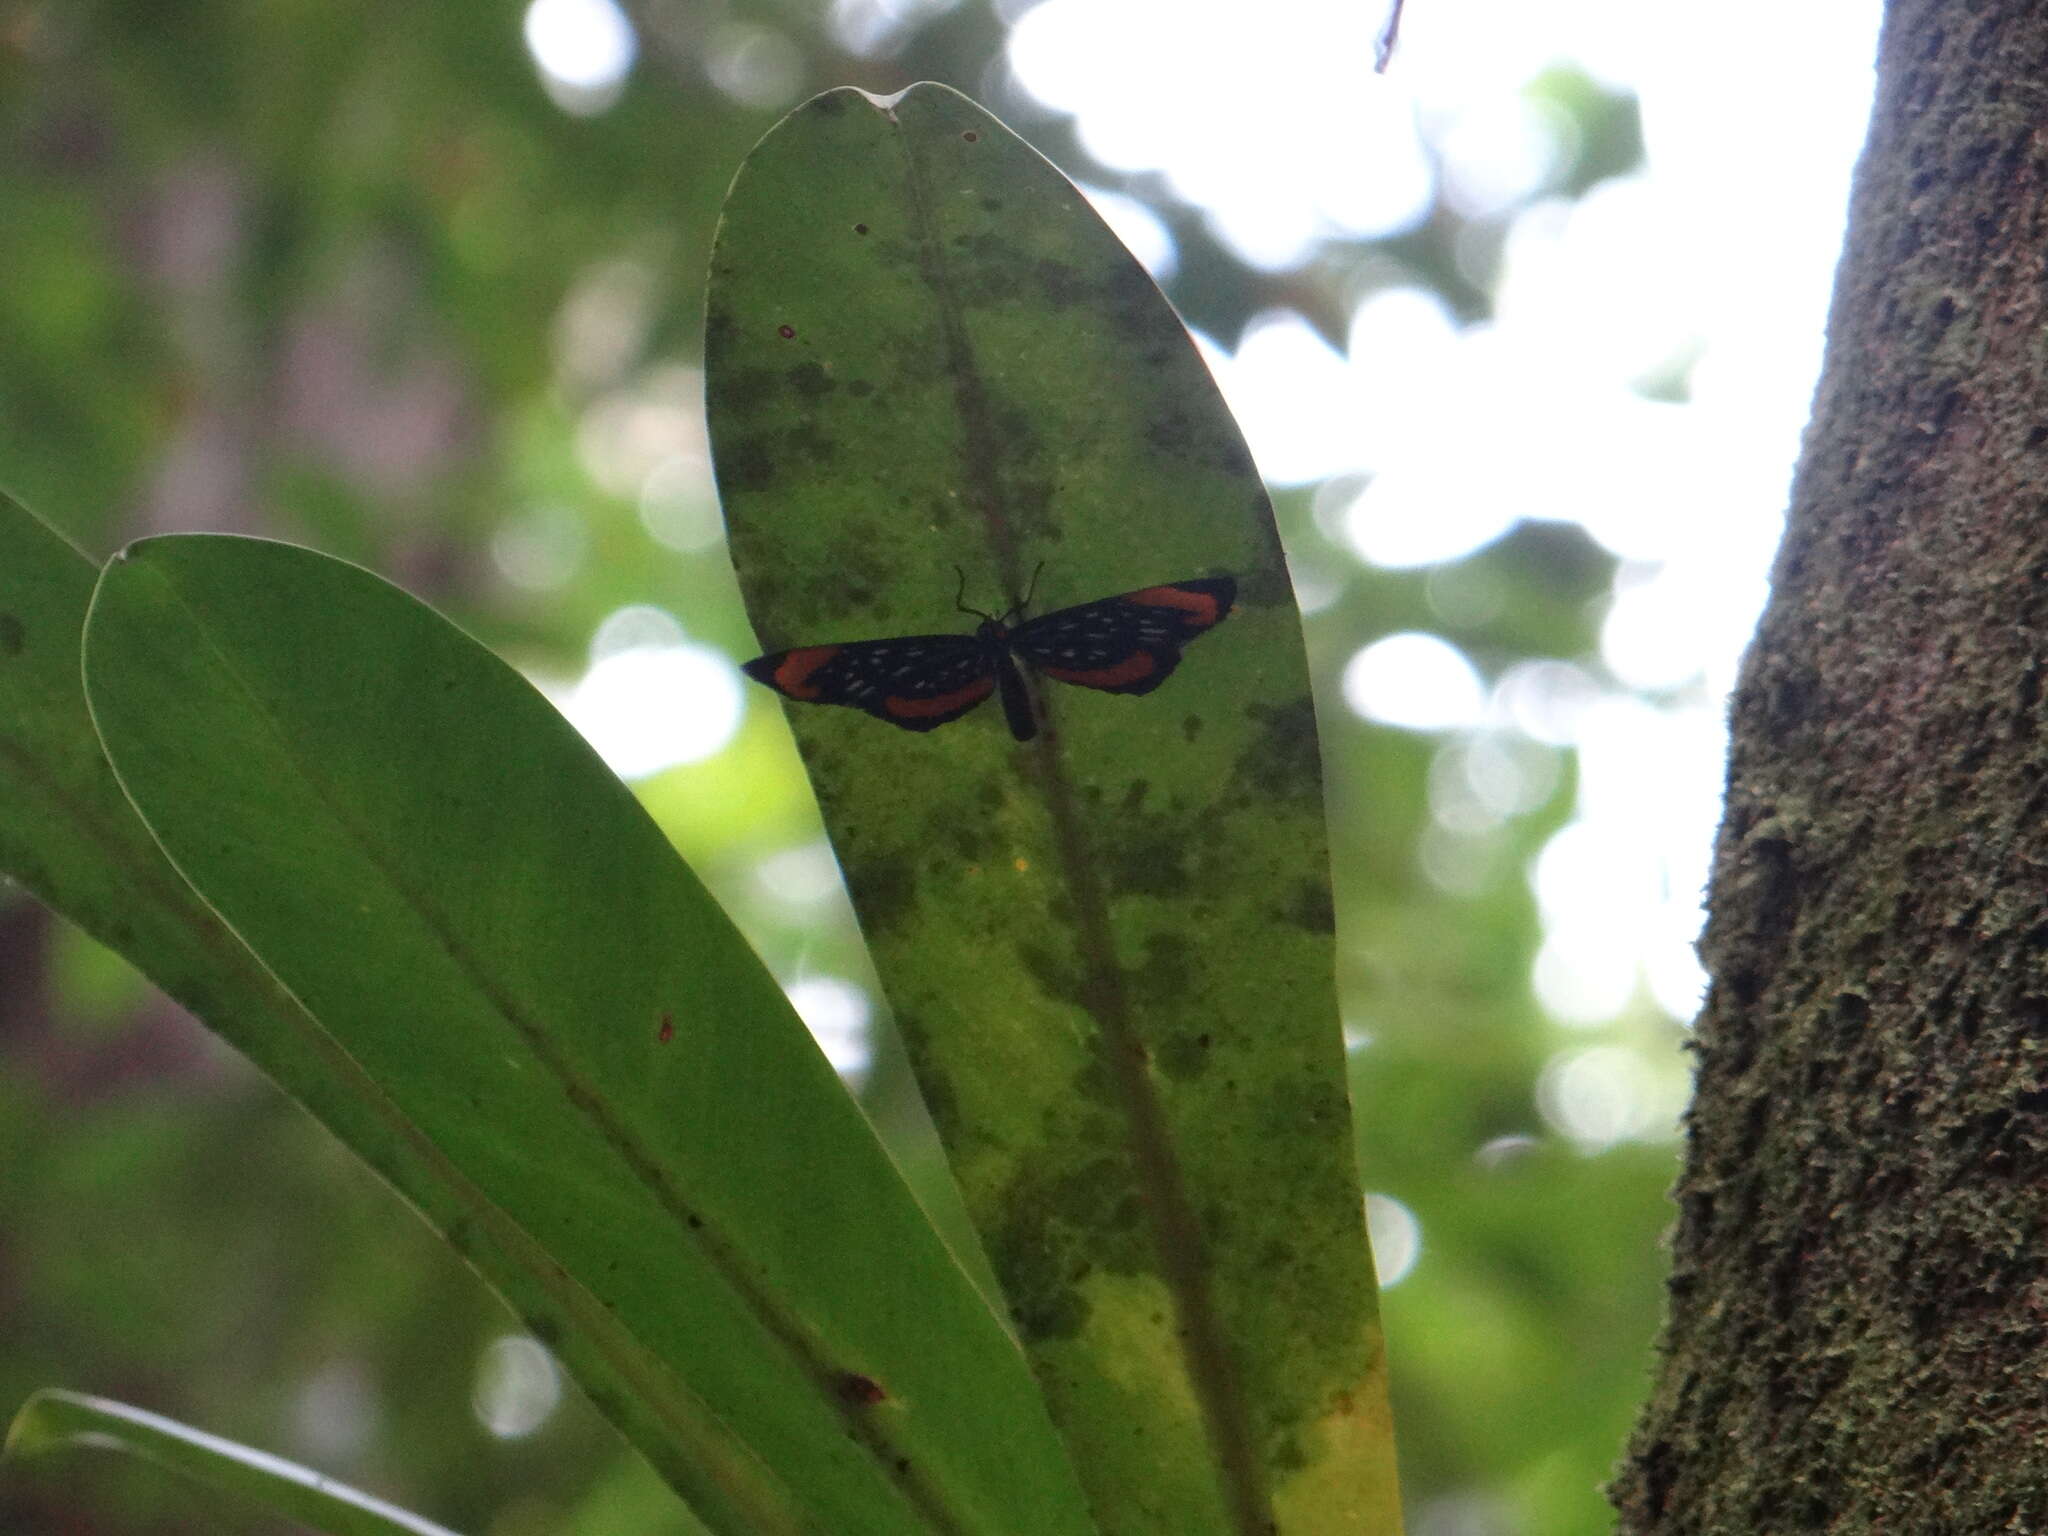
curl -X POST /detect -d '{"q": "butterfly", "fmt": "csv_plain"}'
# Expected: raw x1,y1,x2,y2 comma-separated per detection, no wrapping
742,572,1236,742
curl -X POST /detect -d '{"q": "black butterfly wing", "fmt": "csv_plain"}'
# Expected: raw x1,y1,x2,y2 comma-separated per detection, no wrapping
1009,576,1236,695
742,633,998,731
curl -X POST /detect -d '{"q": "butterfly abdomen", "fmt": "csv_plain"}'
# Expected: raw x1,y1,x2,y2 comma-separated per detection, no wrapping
980,619,1039,742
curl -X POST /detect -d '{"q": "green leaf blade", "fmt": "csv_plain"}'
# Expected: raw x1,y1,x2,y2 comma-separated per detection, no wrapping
76,532,1095,1536
0,488,776,1534
4,1390,469,1536
710,85,1401,1536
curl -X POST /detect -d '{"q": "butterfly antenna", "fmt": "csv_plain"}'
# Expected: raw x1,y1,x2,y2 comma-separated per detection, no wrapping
953,565,994,623
1005,560,1046,623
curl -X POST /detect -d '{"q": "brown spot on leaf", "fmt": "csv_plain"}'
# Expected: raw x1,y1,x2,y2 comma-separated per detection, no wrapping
834,1372,887,1406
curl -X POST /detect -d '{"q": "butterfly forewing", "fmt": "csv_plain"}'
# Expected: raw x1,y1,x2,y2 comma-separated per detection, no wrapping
1008,577,1236,695
742,634,998,731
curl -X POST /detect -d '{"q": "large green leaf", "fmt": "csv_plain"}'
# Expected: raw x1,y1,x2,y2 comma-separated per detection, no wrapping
709,85,1401,1535
57,527,1093,1536
0,493,737,1531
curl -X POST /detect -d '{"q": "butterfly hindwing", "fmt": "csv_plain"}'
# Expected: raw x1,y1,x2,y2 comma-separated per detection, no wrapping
1008,576,1236,696
741,634,998,731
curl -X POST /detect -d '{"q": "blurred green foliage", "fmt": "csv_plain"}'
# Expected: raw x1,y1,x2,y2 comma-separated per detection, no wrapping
0,3,1674,1533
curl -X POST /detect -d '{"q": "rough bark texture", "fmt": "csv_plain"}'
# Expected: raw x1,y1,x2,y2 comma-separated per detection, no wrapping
1611,4,2048,1531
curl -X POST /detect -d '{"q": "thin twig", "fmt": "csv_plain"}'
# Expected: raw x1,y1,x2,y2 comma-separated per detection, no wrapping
1375,0,1407,72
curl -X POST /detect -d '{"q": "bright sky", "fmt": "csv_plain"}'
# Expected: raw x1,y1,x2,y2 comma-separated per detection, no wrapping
1014,0,1884,1154
519,0,1887,1158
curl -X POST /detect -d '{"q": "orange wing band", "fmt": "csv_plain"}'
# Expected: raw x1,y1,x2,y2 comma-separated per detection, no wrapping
770,646,842,700
1123,586,1225,625
884,676,997,718
1041,653,1159,688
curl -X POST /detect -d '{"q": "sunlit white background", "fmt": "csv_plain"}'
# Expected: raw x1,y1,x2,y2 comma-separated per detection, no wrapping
517,0,1883,1271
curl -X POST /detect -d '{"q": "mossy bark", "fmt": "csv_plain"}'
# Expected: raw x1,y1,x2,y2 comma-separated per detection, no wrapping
1613,4,2048,1530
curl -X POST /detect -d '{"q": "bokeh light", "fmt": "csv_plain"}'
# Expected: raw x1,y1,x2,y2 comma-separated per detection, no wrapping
1009,0,1882,1053
784,975,874,1080
1343,633,1486,732
1366,1193,1423,1288
552,607,744,779
472,1335,563,1440
522,0,636,114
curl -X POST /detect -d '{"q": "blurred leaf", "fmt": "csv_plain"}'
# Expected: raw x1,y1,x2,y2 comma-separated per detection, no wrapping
60,528,1095,1535
1530,64,1647,199
3,1389,465,1536
710,84,1400,1535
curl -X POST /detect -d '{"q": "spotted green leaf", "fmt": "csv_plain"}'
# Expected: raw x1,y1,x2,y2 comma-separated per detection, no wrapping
710,85,1401,1536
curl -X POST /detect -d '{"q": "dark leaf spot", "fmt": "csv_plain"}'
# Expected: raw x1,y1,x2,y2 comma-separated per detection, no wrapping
1157,1026,1213,1081
834,1371,887,1406
788,360,835,399
1290,879,1336,933
853,222,869,235
777,324,797,339
1112,829,1188,897
1134,931,1194,1004
716,437,776,492
1234,698,1320,799
715,366,778,415
0,614,22,656
961,130,980,142
1034,259,1091,307
1017,940,1085,1009
846,852,914,929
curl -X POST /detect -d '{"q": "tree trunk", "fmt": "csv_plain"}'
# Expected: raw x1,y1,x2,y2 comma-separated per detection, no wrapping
1612,3,2048,1529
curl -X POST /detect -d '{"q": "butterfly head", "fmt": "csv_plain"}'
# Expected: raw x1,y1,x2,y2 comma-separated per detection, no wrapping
952,561,1045,630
